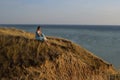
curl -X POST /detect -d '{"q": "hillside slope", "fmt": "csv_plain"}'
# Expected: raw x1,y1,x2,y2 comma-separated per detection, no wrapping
0,28,118,80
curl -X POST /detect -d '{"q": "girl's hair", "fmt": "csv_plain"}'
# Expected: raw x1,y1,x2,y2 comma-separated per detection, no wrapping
37,26,41,31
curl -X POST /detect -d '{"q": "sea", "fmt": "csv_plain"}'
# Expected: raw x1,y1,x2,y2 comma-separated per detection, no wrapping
0,24,120,69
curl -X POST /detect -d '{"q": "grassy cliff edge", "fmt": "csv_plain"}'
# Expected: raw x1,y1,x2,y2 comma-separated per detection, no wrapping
0,27,119,80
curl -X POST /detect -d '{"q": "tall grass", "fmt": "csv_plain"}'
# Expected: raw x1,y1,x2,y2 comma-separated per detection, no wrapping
0,28,119,80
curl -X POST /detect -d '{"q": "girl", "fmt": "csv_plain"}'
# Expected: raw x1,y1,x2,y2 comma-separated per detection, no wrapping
35,26,47,41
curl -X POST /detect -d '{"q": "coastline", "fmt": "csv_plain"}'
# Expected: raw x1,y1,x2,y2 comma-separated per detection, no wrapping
0,27,119,80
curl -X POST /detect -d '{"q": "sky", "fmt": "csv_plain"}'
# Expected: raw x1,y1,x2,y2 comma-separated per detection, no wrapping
0,0,120,25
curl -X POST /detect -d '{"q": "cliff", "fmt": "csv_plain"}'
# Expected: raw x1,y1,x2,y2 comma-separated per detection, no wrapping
0,28,118,80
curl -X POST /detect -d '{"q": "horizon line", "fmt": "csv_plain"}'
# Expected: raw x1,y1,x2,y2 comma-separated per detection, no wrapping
1,24,120,26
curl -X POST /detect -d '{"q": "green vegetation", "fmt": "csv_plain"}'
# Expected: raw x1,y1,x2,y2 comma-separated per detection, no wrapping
0,27,119,80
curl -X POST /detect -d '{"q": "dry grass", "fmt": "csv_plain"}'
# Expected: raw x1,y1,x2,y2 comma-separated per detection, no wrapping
0,27,34,39
0,27,119,80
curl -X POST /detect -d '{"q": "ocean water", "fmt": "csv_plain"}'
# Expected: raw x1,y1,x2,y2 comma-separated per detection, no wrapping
0,25,120,68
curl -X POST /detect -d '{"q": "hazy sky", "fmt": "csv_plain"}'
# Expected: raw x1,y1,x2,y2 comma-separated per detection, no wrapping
0,0,120,25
